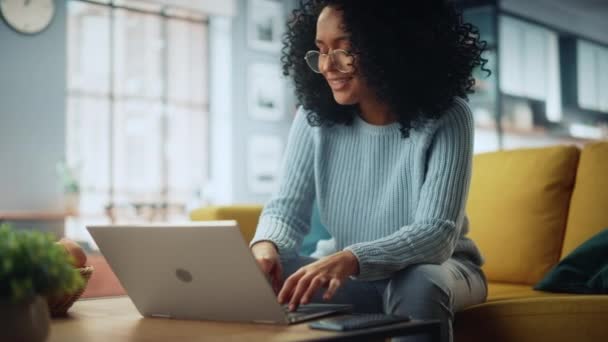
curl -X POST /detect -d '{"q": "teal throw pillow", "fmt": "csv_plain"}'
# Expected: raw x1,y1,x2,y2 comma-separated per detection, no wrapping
535,228,608,294
299,201,331,256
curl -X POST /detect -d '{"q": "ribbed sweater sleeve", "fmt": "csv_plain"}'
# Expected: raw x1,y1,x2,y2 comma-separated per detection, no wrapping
249,107,315,258
344,100,474,280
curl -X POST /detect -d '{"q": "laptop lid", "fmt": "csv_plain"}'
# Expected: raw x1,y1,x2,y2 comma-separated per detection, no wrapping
87,221,290,324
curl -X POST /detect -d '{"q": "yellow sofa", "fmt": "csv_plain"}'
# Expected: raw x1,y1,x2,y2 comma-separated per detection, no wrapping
190,142,608,341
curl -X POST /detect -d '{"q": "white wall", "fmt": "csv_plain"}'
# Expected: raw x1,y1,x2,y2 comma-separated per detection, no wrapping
206,0,297,205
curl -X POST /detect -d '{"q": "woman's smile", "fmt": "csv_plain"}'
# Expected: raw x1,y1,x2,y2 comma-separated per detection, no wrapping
326,76,352,91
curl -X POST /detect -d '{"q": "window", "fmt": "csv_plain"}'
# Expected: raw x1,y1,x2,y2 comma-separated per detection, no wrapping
66,0,209,226
499,16,562,122
577,40,608,113
463,6,500,153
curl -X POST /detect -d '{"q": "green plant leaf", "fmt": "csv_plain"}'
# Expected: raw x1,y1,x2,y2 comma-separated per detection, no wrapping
0,224,84,302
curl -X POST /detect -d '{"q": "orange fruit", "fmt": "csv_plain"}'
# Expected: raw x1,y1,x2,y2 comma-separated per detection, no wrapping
57,238,87,268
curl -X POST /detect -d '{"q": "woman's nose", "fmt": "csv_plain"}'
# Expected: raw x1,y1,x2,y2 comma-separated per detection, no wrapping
319,54,336,74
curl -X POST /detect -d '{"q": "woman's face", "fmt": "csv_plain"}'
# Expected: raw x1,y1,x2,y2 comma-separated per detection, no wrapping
316,6,372,105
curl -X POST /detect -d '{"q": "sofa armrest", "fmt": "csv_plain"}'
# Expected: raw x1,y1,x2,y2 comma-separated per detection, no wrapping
189,205,263,243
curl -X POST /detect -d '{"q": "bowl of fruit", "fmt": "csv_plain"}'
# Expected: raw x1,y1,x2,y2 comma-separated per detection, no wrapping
46,238,93,317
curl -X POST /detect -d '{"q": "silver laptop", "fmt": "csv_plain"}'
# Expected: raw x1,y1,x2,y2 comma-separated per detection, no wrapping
87,221,352,324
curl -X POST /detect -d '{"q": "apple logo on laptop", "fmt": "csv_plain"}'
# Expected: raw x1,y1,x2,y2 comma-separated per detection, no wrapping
175,268,193,283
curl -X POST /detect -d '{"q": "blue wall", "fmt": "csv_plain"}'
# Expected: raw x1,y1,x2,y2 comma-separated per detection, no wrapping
0,0,67,211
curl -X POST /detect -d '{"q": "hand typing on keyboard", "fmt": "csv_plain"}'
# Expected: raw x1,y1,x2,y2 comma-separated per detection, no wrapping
277,250,360,312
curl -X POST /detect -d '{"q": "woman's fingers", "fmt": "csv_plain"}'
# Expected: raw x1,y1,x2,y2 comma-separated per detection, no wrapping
278,270,302,304
301,275,327,305
288,274,315,311
324,278,342,300
255,256,282,293
257,257,274,274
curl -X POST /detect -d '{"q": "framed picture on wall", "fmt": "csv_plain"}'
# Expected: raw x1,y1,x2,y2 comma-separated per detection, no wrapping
247,0,284,53
247,135,283,194
248,63,285,121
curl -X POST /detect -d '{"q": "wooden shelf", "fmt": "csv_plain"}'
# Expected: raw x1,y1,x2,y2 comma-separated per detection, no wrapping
475,123,498,131
474,123,598,146
500,125,548,136
0,211,73,221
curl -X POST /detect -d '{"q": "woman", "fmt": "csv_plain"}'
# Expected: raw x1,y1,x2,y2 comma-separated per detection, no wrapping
250,1,488,341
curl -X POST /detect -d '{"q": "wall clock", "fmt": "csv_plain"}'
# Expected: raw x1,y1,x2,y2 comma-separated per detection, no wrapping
0,0,55,35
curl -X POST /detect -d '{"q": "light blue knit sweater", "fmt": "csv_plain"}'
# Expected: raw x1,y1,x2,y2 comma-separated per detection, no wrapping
250,97,483,281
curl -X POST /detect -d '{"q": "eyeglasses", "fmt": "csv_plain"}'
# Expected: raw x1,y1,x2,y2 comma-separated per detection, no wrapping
304,49,355,74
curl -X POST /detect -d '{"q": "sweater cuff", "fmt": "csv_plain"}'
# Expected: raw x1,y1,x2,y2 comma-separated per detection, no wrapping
343,244,388,281
249,215,301,258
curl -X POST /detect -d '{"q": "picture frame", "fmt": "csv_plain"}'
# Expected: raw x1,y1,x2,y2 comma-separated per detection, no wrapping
247,0,284,53
247,63,285,121
247,135,283,194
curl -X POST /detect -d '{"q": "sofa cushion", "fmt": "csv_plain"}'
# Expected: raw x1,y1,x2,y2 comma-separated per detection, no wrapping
536,228,608,293
300,201,332,256
467,146,580,285
486,282,553,301
81,254,125,298
190,205,263,243
562,141,608,258
455,283,608,342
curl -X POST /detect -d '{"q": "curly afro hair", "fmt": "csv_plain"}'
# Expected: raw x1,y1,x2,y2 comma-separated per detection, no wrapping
281,0,489,137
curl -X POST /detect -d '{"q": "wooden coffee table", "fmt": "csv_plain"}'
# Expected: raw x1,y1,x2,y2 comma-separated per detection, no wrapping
49,297,440,342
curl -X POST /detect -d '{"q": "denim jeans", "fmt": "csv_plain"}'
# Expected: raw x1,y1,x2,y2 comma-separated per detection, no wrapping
281,255,487,342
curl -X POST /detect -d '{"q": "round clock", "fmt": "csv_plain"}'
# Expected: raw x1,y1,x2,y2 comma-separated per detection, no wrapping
0,0,55,35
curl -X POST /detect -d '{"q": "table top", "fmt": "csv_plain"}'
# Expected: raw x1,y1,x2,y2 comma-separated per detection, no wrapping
49,296,439,342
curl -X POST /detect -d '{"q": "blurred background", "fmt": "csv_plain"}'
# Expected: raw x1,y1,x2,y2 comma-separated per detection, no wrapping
1,0,607,249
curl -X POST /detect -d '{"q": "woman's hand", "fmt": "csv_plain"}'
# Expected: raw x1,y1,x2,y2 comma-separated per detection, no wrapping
251,241,283,294
278,251,359,311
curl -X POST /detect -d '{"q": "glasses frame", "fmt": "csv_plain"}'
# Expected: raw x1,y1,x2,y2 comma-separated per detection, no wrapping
304,49,355,74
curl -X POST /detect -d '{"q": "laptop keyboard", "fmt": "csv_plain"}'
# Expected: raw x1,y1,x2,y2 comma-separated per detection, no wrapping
283,305,322,314
283,304,348,322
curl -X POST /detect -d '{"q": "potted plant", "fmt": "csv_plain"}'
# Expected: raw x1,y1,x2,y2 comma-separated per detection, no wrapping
56,161,81,215
0,224,83,342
